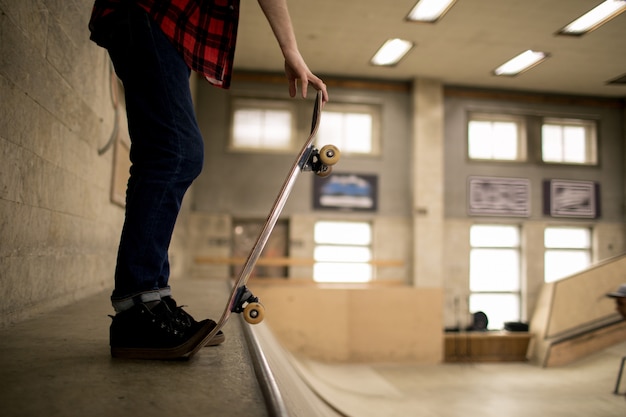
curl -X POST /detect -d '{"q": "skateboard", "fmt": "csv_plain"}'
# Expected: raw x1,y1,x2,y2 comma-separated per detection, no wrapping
186,90,340,358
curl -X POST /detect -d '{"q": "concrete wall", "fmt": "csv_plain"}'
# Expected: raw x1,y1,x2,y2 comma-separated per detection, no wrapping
0,0,124,326
0,0,195,326
191,77,414,283
192,77,625,334
442,89,626,328
444,89,624,222
193,77,413,218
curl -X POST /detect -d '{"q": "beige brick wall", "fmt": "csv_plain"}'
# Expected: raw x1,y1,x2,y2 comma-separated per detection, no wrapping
0,1,126,326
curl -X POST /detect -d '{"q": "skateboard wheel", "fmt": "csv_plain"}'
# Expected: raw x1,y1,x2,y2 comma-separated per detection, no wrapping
315,165,332,177
319,145,340,166
243,302,265,324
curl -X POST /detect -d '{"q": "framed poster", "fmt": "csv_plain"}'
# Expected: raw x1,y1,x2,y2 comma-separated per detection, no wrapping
543,179,600,218
467,176,530,217
313,173,378,212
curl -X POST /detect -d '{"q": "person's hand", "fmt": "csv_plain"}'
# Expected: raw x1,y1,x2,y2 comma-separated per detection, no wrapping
283,50,328,104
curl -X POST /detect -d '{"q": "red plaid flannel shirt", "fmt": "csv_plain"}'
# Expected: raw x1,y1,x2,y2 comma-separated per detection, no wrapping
89,0,240,88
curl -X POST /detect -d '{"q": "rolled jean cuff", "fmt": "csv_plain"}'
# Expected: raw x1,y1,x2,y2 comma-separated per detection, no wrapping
111,290,161,313
158,286,172,298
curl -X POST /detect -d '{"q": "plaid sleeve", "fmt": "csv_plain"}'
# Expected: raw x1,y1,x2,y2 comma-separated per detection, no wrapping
138,0,240,88
89,0,240,88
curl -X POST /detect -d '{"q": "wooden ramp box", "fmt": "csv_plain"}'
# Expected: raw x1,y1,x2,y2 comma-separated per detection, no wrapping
445,332,532,362
527,255,626,367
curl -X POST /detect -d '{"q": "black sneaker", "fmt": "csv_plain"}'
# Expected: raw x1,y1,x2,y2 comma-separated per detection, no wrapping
161,296,225,346
109,302,215,359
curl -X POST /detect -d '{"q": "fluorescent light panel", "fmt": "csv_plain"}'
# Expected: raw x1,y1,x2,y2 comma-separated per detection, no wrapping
370,39,414,66
407,0,457,22
493,50,550,76
558,0,626,35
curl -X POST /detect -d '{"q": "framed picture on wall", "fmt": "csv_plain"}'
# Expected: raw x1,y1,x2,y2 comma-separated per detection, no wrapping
313,173,378,212
543,179,600,218
467,176,530,217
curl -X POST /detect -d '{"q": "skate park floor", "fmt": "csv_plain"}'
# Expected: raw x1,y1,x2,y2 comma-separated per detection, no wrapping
1,277,624,417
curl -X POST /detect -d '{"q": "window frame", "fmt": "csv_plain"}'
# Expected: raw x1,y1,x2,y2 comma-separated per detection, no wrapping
468,224,522,330
541,117,598,165
315,102,382,156
313,220,374,283
467,113,527,162
544,226,592,283
229,97,297,153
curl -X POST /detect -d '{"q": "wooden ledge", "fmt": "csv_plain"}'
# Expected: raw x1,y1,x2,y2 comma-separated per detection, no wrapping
194,256,404,268
247,278,407,288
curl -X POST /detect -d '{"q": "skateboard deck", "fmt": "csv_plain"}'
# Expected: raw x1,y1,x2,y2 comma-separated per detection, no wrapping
185,90,339,358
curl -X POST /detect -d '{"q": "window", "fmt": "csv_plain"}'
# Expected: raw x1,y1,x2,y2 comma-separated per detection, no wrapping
313,221,372,283
316,103,380,155
230,98,295,151
544,227,591,282
469,224,521,330
468,114,526,161
542,118,597,164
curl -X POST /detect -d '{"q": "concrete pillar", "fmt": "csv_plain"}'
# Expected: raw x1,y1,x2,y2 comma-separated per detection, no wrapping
411,78,445,288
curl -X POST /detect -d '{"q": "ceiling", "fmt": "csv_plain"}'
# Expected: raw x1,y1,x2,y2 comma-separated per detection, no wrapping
233,0,626,98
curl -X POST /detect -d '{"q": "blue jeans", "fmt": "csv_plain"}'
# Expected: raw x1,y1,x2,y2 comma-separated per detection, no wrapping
102,6,204,311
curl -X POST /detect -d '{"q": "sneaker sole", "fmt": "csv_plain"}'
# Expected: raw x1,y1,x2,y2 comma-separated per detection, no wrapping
111,320,217,360
204,331,225,347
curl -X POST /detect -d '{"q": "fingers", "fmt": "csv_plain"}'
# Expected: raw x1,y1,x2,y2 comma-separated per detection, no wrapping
297,74,328,104
288,79,297,98
300,78,309,99
316,80,329,104
306,74,329,103
285,60,328,103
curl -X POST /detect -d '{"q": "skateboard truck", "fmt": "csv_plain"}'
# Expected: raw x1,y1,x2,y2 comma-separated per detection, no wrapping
301,145,341,177
232,285,264,324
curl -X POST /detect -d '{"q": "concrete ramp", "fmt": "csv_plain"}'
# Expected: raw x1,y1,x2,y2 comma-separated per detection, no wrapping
246,322,437,417
245,322,344,417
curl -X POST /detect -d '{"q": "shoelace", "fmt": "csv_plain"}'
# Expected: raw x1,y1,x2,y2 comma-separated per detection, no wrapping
147,303,183,337
163,298,196,328
171,306,194,328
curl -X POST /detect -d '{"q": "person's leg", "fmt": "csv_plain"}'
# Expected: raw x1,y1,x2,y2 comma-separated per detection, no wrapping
97,5,221,358
106,5,204,312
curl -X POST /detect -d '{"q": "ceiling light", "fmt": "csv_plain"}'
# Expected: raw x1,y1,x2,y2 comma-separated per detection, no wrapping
370,39,414,66
493,50,550,76
558,0,626,36
407,0,457,22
